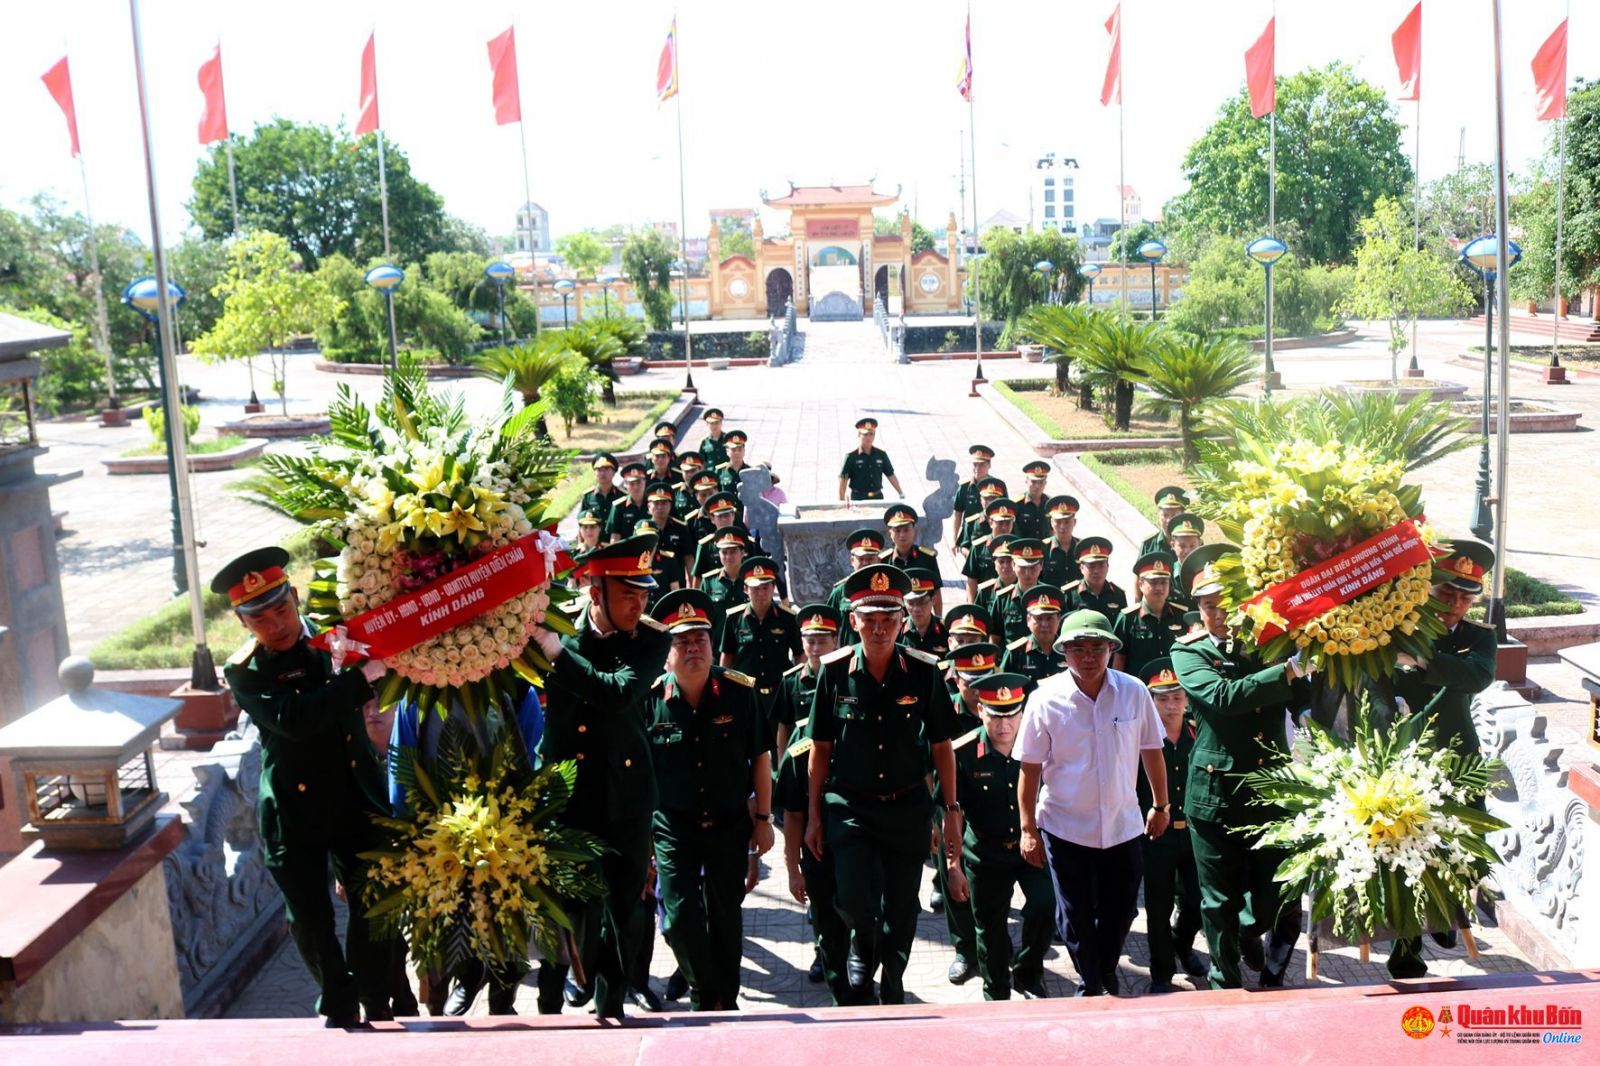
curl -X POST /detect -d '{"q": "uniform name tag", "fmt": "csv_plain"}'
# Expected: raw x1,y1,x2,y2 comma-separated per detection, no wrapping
837,696,858,705
712,714,735,725
895,695,919,706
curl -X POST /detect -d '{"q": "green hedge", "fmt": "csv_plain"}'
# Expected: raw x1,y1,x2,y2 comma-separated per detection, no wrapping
1077,448,1184,525
1467,568,1584,620
643,331,768,360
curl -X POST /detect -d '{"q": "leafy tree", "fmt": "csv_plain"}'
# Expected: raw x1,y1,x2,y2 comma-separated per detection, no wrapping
190,120,449,269
1167,234,1352,339
191,231,339,413
1077,315,1161,431
966,226,1083,338
423,251,494,313
1165,63,1411,263
438,215,494,257
1107,221,1160,264
558,319,626,405
167,235,231,338
1141,334,1259,464
557,231,610,279
395,283,479,364
717,216,754,260
622,228,677,331
3,305,105,415
910,220,936,255
1423,163,1498,249
1339,196,1472,381
310,253,385,360
546,363,603,436
1509,81,1600,304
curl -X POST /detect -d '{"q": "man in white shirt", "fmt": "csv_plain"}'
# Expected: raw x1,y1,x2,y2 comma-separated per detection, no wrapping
1015,609,1170,997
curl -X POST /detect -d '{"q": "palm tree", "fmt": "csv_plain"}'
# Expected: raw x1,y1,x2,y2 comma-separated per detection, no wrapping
563,319,628,406
1020,304,1104,399
1076,315,1162,432
1142,333,1260,464
473,334,580,439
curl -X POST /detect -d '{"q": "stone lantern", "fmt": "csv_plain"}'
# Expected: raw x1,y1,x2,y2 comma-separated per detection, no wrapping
0,657,180,850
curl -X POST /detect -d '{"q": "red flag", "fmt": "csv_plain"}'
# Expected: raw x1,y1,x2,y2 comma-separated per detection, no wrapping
197,44,229,145
1532,19,1568,121
40,56,80,157
1391,3,1421,101
1244,17,1275,118
486,26,521,125
1100,4,1122,107
656,18,679,103
356,33,380,135
956,16,973,102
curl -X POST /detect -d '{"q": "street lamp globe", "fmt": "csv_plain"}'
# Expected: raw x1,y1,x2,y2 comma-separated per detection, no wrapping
121,275,186,320
1136,239,1167,264
365,263,405,292
1077,262,1101,280
1460,234,1522,278
1245,236,1288,267
484,261,515,285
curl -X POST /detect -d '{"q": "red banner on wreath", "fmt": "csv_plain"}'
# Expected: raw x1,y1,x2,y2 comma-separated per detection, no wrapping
311,534,571,662
1244,519,1436,643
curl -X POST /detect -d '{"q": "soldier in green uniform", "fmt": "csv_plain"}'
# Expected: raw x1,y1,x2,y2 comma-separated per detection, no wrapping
715,429,758,496
215,547,394,1028
645,482,696,563
682,471,722,536
771,605,842,758
640,589,774,1011
901,568,950,657
995,538,1048,644
1136,658,1209,993
632,519,684,606
827,528,887,645
1139,486,1190,558
720,556,801,719
955,673,1055,1000
645,437,677,488
959,476,1009,553
930,642,998,983
1169,545,1309,990
950,444,995,552
698,528,750,639
778,709,850,1003
697,407,729,467
673,454,708,518
1113,551,1188,680
1164,513,1205,609
1012,460,1053,541
963,499,1017,600
1387,538,1499,978
689,494,742,583
527,533,672,1018
1064,537,1128,617
581,452,624,517
654,419,679,446
1040,495,1083,589
606,462,650,543
804,564,964,1005
945,603,995,650
572,507,605,562
974,535,1017,617
838,416,904,501
879,503,944,613
1001,584,1068,690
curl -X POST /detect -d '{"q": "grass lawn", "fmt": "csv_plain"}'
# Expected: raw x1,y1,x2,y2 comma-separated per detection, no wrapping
995,380,1174,440
120,434,248,457
1467,569,1585,621
1471,343,1600,366
1078,447,1188,526
541,390,680,520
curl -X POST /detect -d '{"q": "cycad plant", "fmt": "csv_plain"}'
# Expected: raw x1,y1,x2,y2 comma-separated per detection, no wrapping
563,319,628,406
1076,315,1163,431
1142,333,1260,464
1020,303,1105,399
1197,391,1474,476
473,334,583,439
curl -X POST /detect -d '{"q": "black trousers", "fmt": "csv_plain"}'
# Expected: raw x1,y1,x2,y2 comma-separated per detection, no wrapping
1040,830,1143,996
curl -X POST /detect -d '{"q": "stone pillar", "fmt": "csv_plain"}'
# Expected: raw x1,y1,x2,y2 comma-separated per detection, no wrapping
946,213,961,312
707,223,722,319
794,239,809,315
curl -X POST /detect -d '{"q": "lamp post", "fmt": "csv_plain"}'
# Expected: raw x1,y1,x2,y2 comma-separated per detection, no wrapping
1033,259,1054,306
364,264,404,370
1245,236,1288,393
121,275,188,596
598,273,619,319
1459,234,1521,544
1136,239,1167,319
1078,261,1101,306
484,261,515,347
553,278,576,330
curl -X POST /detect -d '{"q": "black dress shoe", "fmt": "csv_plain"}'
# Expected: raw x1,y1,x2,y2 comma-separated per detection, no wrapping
563,974,593,1008
1431,929,1459,950
807,951,826,984
845,943,877,1004
365,1006,395,1022
627,985,664,1013
445,972,483,1016
392,993,420,1017
1102,970,1119,996
1147,981,1176,995
1241,934,1265,972
324,1013,370,1029
1015,975,1048,999
929,887,944,913
487,981,519,1015
664,970,689,1001
947,955,977,985
1176,949,1209,980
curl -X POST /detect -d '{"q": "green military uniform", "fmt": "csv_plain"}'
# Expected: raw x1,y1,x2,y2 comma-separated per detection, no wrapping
535,535,671,1018
974,577,1010,620
1135,658,1205,990
1001,634,1067,690
606,492,649,542
951,447,995,543
955,677,1056,1000
1114,601,1189,680
994,581,1043,644
1171,629,1307,990
879,544,942,585
1140,486,1191,557
902,615,950,657
840,447,895,501
775,726,850,1004
213,547,392,1024
698,408,729,467
720,596,801,710
581,482,624,518
1066,579,1128,617
773,660,820,739
1012,462,1052,540
962,535,1001,587
1042,534,1082,589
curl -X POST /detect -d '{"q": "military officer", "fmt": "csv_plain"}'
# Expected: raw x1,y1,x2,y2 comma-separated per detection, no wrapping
1136,657,1209,993
682,471,723,536
689,494,742,582
901,568,950,657
955,673,1056,1000
697,407,729,467
932,642,998,984
950,444,996,550
698,527,750,629
838,417,904,501
778,709,850,1004
633,519,684,605
1064,537,1128,617
1169,544,1309,990
606,462,650,542
673,454,708,518
641,589,773,1012
527,533,672,1018
1387,538,1499,978
974,535,1017,617
645,482,696,563
945,603,995,650
716,429,758,497
1001,584,1069,690
1113,551,1188,679
828,527,887,644
573,507,605,560
1012,460,1053,540
879,503,944,612
772,604,842,755
960,476,1010,552
720,556,801,717
1139,486,1191,557
1164,513,1206,608
216,547,394,1027
963,498,1017,600
1040,495,1083,589
645,437,677,487
804,565,964,1005
654,419,679,446
581,452,624,516
995,538,1048,644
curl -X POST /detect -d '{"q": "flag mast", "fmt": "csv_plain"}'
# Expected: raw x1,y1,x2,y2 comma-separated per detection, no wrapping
960,5,983,388
1548,3,1571,382
674,32,695,394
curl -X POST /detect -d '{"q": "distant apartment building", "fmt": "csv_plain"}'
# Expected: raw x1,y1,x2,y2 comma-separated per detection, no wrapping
515,202,551,253
1033,153,1079,235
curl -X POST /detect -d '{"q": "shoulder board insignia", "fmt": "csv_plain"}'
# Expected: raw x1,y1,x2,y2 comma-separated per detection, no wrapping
671,481,686,492
721,668,756,687
977,578,997,591
715,461,731,470
965,512,983,525
1122,604,1140,614
793,715,809,731
1463,618,1494,630
1062,580,1081,592
639,615,668,632
557,596,585,615
782,662,805,677
786,737,814,758
973,535,991,547
651,673,668,690
684,509,702,521
952,726,983,750
821,646,856,664
877,547,894,559
780,602,798,614
919,546,936,557
699,532,716,543
225,637,259,668
1013,494,1027,504
831,576,847,589
726,603,750,617
611,497,628,508
903,647,939,665
1008,635,1030,650
658,550,676,559
1176,631,1208,645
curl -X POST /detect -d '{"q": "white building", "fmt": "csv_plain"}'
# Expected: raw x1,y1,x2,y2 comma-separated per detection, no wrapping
515,202,551,253
1032,153,1079,235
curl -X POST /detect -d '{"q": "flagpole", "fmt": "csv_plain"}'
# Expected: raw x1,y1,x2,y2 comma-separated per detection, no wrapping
674,21,695,395
1548,1,1571,381
1408,96,1421,373
1118,100,1128,309
75,152,116,410
968,92,983,385
1488,0,1512,638
225,139,240,236
128,0,216,689
376,130,393,257
513,19,536,292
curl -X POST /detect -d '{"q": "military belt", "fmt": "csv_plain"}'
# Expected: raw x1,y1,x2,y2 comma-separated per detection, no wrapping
1171,818,1187,830
838,781,925,804
973,831,1019,850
